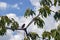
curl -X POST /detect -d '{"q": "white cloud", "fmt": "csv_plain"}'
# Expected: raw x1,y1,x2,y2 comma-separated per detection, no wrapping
0,0,46,40
44,13,57,32
0,13,25,40
0,2,20,10
4,13,44,40
12,4,20,10
0,13,57,40
29,0,60,31
10,35,22,40
3,0,60,40
9,31,25,40
6,13,18,19
50,6,60,12
0,0,60,40
29,0,41,16
0,2,7,10
30,0,40,7
0,30,13,40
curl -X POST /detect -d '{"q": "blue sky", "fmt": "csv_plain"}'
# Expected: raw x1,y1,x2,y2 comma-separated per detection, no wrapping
0,0,34,16
0,0,40,40
0,0,59,40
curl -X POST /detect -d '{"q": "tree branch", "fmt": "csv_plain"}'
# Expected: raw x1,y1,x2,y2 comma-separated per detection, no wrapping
6,27,24,30
25,13,40,29
5,3,56,30
6,10,56,30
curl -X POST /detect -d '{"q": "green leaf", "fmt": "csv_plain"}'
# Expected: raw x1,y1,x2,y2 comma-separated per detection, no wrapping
54,12,60,21
51,29,57,38
40,0,45,6
0,25,6,35
24,8,36,18
0,16,5,25
34,17,44,28
58,0,60,6
57,24,60,32
0,16,12,26
39,5,51,18
42,31,51,40
0,16,19,35
51,29,60,40
40,0,52,6
54,0,57,6
4,16,12,25
11,21,19,31
0,16,12,35
44,5,51,14
28,32,39,40
24,36,30,40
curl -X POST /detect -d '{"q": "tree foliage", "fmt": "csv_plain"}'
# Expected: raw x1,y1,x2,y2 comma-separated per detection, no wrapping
34,17,44,28
39,5,51,18
42,24,60,40
54,11,60,21
0,0,60,40
24,8,36,17
0,16,19,35
24,32,40,40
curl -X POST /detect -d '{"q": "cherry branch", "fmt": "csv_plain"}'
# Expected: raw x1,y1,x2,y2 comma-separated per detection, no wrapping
26,13,40,29
6,27,24,30
5,7,56,40
5,10,56,30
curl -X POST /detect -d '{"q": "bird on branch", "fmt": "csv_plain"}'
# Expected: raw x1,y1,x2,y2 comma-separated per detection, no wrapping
21,24,25,28
21,24,28,36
